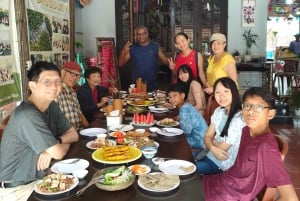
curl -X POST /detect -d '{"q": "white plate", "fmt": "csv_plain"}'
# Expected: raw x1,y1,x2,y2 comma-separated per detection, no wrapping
158,160,196,176
156,128,183,137
79,128,107,137
86,139,116,150
34,175,79,195
109,124,134,132
156,120,179,127
51,159,89,174
132,121,156,127
128,164,151,175
137,172,180,192
149,107,169,113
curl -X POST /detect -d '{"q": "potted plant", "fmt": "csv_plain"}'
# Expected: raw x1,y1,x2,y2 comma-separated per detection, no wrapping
242,29,259,62
291,90,300,116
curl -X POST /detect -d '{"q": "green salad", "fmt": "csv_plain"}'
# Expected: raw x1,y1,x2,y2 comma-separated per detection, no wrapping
101,166,134,185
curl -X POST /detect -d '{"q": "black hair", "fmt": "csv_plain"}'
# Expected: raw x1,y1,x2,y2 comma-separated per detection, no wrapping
84,67,101,79
27,61,60,81
242,87,275,109
174,32,189,43
167,83,188,100
213,77,241,137
177,64,198,96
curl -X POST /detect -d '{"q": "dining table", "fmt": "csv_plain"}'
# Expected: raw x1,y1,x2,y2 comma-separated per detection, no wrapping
27,99,205,201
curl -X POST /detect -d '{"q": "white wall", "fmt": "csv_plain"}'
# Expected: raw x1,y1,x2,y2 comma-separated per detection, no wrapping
227,1,268,57
75,1,268,59
75,0,115,57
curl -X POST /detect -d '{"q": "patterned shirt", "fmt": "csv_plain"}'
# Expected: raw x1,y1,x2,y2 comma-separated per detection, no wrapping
55,83,83,130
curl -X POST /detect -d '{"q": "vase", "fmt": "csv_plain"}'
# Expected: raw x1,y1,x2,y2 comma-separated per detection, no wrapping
244,54,252,62
295,108,300,116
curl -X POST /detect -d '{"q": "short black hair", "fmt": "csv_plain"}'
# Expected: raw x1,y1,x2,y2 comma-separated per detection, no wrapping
27,61,60,81
167,83,188,100
84,67,101,79
242,87,275,108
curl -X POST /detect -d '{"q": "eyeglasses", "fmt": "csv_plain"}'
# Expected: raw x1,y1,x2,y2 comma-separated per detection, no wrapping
39,79,62,87
64,69,81,78
242,103,272,113
211,41,225,46
136,32,148,36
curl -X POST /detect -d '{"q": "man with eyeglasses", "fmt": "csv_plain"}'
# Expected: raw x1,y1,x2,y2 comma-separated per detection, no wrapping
118,26,169,91
0,61,79,201
202,87,298,201
55,61,89,131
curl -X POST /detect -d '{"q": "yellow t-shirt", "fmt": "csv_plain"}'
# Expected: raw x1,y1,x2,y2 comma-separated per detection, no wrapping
206,52,235,86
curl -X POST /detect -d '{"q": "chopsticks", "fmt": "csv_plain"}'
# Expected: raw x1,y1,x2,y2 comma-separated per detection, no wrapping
112,92,121,99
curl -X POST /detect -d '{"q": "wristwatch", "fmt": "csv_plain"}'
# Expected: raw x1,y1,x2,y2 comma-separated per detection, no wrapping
57,136,62,144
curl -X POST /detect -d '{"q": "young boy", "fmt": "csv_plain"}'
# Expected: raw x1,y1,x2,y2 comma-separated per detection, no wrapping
202,87,298,201
168,83,208,149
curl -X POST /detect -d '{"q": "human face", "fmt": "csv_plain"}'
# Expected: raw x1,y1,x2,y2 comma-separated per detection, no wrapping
29,70,62,102
168,91,185,108
86,72,101,88
214,82,232,111
178,70,189,83
135,28,149,45
211,41,226,56
175,35,190,52
242,95,275,130
62,68,81,87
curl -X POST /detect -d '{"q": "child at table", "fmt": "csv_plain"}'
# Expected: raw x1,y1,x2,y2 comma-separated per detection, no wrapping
195,77,245,174
167,83,208,149
202,87,298,201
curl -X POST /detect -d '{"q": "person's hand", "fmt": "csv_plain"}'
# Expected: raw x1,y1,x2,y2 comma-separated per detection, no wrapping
210,146,229,161
37,151,52,171
122,41,132,52
97,97,109,108
109,86,118,94
168,57,175,70
204,86,213,94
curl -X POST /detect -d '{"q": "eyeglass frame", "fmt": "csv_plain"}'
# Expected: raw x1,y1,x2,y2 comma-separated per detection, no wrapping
64,68,81,78
38,79,62,87
242,103,272,113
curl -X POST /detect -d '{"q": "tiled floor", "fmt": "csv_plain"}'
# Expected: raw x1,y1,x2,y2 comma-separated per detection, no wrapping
271,124,300,198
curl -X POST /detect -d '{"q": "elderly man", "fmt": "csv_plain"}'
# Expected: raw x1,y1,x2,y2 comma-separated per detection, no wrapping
118,26,169,91
55,61,89,130
288,33,300,56
0,61,78,201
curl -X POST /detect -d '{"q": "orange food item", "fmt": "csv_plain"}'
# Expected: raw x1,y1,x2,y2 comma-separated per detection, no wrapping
132,165,148,174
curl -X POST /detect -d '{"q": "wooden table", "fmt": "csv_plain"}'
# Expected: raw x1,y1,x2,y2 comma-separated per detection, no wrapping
28,110,205,201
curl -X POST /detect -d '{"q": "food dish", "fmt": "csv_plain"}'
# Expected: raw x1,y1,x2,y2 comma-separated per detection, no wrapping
156,128,183,137
92,146,142,164
148,107,169,113
51,159,89,174
34,175,79,195
79,128,107,137
109,131,126,138
158,160,196,176
137,172,180,192
109,124,134,132
156,120,179,127
125,105,146,114
86,139,116,150
132,122,155,127
127,99,157,106
128,164,151,175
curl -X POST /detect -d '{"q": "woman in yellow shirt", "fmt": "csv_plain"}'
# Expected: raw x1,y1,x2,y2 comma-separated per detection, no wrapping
204,33,238,95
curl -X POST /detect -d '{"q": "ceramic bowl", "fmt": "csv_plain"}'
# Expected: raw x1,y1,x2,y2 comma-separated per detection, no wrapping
135,129,145,134
141,146,157,159
72,169,88,179
97,134,107,139
149,127,159,133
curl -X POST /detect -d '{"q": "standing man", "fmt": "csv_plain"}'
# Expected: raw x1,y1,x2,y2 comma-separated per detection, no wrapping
288,33,300,56
0,61,78,201
55,61,89,131
118,26,169,91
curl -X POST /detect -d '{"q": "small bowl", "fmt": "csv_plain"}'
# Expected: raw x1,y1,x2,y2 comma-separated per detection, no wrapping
141,146,157,159
72,169,88,179
135,129,145,134
97,134,107,139
152,157,165,166
149,127,159,133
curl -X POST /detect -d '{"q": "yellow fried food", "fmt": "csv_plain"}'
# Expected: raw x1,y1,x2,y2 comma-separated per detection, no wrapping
103,145,131,161
104,154,131,161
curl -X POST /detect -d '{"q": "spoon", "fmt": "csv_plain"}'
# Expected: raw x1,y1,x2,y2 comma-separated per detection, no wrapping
57,158,81,164
76,175,104,196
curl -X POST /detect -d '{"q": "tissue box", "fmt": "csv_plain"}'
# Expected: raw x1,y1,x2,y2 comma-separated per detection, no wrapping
106,116,122,128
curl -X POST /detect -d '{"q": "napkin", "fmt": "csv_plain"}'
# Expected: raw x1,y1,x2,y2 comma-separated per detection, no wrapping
109,110,120,116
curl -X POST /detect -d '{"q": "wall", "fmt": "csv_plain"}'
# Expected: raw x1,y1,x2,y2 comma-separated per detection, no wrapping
75,0,115,57
228,0,268,58
75,1,268,59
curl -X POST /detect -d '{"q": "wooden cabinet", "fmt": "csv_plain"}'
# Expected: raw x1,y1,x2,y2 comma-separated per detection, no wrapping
115,0,228,54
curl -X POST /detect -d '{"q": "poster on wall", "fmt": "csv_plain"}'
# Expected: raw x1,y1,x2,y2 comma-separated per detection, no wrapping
242,0,256,27
0,0,22,107
26,0,70,67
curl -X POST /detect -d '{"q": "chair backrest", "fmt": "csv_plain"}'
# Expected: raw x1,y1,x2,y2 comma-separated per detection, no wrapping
256,135,288,201
283,60,298,73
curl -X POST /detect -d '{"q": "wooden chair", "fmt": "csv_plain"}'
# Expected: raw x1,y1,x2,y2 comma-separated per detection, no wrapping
255,135,288,201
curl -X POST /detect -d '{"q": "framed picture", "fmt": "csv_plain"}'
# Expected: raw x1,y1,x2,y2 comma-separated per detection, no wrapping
242,0,256,27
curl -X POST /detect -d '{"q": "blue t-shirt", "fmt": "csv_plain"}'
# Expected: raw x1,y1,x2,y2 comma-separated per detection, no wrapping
179,103,208,148
130,42,159,91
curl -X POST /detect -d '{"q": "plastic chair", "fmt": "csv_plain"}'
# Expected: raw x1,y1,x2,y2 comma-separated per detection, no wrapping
255,135,288,201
